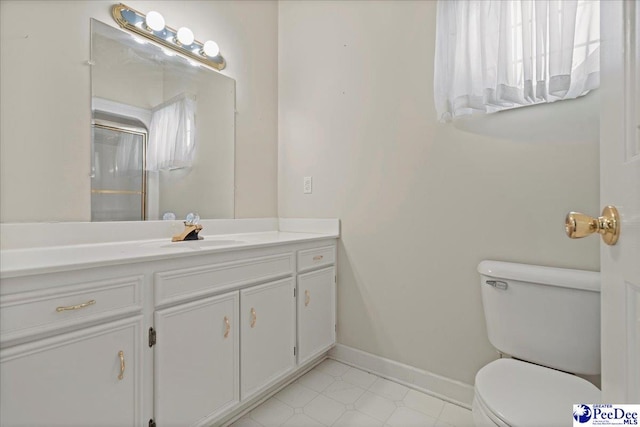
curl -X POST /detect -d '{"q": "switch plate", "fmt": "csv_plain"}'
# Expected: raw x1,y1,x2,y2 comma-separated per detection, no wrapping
303,176,312,194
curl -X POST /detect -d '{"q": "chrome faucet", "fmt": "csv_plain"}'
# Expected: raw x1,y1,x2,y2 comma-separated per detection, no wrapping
172,213,203,242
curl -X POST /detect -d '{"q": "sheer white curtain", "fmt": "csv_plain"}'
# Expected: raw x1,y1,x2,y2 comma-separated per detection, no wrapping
434,0,599,122
147,93,196,171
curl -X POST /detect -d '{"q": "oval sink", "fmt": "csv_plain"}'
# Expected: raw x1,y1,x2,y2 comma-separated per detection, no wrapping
159,239,245,249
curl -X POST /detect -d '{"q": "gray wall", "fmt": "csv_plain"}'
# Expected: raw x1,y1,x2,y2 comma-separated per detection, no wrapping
278,0,600,385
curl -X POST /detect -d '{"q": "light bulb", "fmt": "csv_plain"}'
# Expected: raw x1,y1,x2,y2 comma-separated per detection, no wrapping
202,40,219,57
145,11,165,32
176,27,194,46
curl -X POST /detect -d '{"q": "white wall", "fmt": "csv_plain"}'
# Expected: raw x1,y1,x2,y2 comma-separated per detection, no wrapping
278,0,600,386
0,0,278,222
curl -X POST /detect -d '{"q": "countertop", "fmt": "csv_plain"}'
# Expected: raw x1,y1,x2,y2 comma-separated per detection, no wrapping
0,230,339,279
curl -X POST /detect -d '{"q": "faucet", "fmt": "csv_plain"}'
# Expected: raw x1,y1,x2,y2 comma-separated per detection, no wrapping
172,213,203,242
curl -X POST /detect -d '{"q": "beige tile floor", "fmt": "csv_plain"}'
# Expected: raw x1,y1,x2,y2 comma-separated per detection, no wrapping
229,359,474,427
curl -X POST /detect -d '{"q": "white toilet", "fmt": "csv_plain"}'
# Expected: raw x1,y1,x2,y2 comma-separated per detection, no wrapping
472,261,602,427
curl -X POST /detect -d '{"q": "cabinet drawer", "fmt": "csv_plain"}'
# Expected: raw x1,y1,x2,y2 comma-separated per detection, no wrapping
297,246,335,272
155,253,294,307
0,276,143,346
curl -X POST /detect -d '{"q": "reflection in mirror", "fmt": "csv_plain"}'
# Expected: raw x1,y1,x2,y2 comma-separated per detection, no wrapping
91,120,147,220
91,19,235,221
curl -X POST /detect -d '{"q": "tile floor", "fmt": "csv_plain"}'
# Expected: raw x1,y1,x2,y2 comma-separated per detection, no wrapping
229,359,474,427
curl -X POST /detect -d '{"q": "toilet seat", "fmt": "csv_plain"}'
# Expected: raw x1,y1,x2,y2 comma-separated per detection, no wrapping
474,358,601,427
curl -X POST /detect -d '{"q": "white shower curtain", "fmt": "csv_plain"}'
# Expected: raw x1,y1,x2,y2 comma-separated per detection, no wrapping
434,0,600,122
147,93,196,171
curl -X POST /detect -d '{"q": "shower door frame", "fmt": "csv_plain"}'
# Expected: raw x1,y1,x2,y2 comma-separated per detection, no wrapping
91,119,148,221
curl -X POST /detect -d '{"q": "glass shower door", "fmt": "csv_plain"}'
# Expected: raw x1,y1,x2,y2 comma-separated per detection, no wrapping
91,122,147,221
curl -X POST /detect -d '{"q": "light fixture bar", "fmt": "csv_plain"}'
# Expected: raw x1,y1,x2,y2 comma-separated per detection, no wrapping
111,3,226,70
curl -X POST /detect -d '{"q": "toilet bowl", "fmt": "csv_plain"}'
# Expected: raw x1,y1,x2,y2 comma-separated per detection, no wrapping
473,261,602,427
472,359,600,426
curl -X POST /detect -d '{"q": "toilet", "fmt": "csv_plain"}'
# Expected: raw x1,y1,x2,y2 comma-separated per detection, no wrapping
472,261,602,427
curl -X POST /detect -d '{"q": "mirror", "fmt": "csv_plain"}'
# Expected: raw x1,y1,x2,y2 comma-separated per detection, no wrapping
90,19,235,221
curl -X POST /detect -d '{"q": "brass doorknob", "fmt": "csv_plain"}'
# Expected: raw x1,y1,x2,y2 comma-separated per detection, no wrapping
565,205,620,245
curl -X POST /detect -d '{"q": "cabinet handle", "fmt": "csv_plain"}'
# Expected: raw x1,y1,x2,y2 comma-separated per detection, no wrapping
118,351,125,380
56,299,96,312
313,255,324,261
305,290,311,306
224,316,230,338
250,308,257,328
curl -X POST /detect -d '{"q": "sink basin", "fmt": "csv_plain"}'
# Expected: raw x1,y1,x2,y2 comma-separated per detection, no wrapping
139,239,245,251
159,239,245,249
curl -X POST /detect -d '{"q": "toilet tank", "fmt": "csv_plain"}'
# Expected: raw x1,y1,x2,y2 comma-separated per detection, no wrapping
478,260,600,375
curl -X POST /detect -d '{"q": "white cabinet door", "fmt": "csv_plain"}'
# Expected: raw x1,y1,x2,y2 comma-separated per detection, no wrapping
0,316,143,427
154,291,239,426
241,278,295,401
297,267,336,365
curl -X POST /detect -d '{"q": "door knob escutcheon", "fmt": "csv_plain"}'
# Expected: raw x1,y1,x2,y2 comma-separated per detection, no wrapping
565,205,620,245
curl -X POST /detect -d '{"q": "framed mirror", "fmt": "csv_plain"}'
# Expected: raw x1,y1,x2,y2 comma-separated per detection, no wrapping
90,19,235,221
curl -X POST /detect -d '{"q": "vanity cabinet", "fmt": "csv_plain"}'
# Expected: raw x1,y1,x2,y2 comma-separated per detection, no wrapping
0,316,143,426
240,278,296,401
154,291,239,426
0,232,337,427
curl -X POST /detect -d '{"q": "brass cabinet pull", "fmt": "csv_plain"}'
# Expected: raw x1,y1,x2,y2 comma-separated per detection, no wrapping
305,290,311,306
56,299,96,312
118,351,125,380
565,205,620,246
250,308,257,328
313,255,324,261
224,316,230,338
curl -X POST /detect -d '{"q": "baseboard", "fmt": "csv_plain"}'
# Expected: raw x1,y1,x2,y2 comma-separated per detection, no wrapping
328,344,474,409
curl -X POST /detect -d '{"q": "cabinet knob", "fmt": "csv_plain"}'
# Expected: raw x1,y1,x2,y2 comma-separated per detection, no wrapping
305,290,310,307
250,308,257,328
224,316,230,338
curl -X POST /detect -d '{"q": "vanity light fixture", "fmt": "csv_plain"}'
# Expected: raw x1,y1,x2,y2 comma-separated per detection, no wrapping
111,3,226,70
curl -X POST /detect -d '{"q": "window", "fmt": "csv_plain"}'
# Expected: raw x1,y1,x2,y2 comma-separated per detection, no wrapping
434,0,600,121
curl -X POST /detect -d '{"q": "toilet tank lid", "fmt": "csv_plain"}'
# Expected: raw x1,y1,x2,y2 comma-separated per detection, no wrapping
478,260,600,292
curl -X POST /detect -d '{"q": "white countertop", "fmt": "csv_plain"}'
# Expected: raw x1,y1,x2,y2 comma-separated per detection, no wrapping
0,218,340,279
0,231,338,279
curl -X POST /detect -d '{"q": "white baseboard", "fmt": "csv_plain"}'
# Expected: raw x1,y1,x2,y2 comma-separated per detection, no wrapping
328,344,474,409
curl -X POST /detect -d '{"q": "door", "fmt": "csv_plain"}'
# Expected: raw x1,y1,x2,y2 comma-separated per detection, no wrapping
297,267,336,365
91,120,147,221
600,1,640,403
154,291,239,426
0,316,143,426
240,278,295,401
